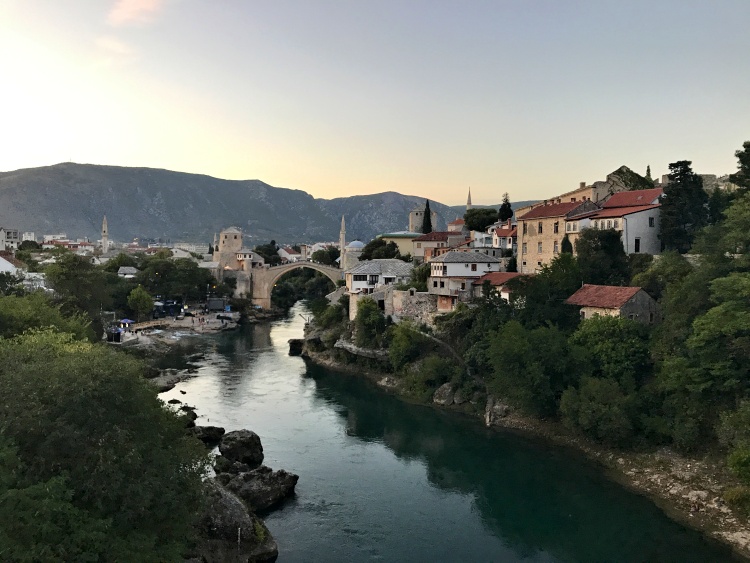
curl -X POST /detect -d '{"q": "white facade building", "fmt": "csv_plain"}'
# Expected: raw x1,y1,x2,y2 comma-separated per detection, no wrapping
345,259,413,294
428,251,502,311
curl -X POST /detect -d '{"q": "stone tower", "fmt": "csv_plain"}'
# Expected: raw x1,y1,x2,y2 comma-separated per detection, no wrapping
467,187,472,211
339,215,346,269
101,215,109,253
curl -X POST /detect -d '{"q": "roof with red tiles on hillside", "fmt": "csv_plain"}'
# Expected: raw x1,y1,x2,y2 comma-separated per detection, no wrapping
413,231,455,242
591,205,660,219
565,284,643,309
472,272,523,286
602,188,662,208
518,201,586,220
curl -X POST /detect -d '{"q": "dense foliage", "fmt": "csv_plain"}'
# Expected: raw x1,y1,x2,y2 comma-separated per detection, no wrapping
498,193,513,223
0,296,210,560
421,200,433,234
464,208,498,232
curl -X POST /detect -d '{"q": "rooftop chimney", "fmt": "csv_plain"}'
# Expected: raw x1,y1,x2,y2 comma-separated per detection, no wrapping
580,182,586,189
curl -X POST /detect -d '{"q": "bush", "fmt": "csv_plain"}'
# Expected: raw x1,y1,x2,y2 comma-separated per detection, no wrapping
388,323,425,371
401,355,456,401
560,377,634,446
354,298,386,348
723,486,750,517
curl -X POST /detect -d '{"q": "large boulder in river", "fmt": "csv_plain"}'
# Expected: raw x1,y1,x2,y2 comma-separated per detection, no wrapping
223,466,299,512
195,479,278,563
191,425,226,446
484,395,511,427
214,455,251,475
433,382,454,406
219,430,264,469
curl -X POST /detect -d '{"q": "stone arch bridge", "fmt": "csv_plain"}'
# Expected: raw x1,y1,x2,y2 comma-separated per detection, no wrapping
251,262,342,309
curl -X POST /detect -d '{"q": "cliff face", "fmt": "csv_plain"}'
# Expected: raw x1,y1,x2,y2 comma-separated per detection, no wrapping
0,163,464,244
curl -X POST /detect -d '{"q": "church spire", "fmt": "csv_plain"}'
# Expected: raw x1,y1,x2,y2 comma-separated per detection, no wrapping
467,187,472,211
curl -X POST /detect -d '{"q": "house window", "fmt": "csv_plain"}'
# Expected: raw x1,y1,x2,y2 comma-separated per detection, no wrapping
537,242,542,253
606,220,612,229
634,238,641,253
522,261,527,267
613,220,619,229
593,220,598,229
522,243,527,254
471,263,477,271
571,197,576,202
573,222,578,232
538,222,543,234
553,221,559,234
628,313,636,320
553,240,559,254
433,281,437,288
234,235,238,239
461,282,466,290
353,275,367,281
566,223,572,232
440,281,445,288
580,311,586,319
417,243,422,248
649,217,655,227
522,223,528,235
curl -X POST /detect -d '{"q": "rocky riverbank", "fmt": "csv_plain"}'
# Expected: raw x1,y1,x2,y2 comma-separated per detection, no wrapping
299,335,750,560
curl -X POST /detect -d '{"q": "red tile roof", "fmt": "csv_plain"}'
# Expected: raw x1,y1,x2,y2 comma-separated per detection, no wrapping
518,201,585,220
448,218,465,225
493,227,517,237
0,251,25,268
565,284,642,309
472,272,522,286
603,188,662,208
591,204,660,219
413,231,455,242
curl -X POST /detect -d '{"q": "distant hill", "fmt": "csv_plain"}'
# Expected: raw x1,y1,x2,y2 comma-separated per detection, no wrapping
0,163,458,244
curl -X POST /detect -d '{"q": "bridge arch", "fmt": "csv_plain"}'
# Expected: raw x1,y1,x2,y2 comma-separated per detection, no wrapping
251,262,343,309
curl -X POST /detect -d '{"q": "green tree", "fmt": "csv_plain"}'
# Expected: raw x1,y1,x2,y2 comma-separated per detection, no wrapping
360,238,401,261
464,208,498,232
421,200,433,234
17,240,40,251
561,234,573,254
0,272,24,296
498,193,513,223
0,330,210,560
354,297,386,348
575,228,629,285
311,246,340,265
569,316,651,392
631,251,691,301
389,322,425,371
0,293,91,340
102,252,138,273
560,377,634,446
127,285,153,321
254,242,281,266
646,165,652,182
729,141,750,192
660,160,708,253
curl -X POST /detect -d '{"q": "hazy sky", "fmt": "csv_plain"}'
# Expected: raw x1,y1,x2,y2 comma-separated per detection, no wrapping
1,0,748,204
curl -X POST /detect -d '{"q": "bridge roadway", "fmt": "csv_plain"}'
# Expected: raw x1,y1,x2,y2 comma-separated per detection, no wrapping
251,261,343,309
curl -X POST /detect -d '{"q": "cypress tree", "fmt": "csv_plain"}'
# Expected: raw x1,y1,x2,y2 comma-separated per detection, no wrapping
498,193,513,223
561,234,573,254
421,200,433,234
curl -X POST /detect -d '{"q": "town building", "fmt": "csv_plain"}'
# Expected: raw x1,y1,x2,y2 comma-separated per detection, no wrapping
584,188,662,254
516,200,598,273
471,271,522,301
0,227,20,250
345,259,413,295
565,284,660,324
412,231,468,263
278,246,301,263
377,231,420,257
489,221,517,254
22,232,36,242
428,251,502,311
447,218,466,232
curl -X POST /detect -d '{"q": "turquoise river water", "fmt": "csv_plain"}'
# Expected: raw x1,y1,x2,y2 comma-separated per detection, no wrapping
159,303,739,562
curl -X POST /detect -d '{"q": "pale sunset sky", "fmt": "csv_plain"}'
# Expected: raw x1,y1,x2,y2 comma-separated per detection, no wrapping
1,0,748,204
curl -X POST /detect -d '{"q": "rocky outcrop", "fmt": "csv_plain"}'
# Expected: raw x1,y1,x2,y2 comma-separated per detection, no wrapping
334,339,390,360
191,425,226,446
219,430,264,469
288,338,304,356
484,395,511,427
214,455,251,475
194,479,278,563
219,466,299,512
433,383,454,406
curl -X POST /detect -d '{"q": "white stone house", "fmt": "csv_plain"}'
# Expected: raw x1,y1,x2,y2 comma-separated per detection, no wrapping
278,246,301,263
0,228,20,250
428,251,502,311
345,259,413,295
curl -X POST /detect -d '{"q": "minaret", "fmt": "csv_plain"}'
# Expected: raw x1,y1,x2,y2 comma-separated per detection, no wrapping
467,188,472,211
339,215,346,269
101,215,109,253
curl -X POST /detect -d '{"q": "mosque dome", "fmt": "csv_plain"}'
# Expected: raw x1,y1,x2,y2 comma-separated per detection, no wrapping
346,240,365,250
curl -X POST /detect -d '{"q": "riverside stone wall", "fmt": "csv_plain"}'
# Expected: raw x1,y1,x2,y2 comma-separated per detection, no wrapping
392,289,437,327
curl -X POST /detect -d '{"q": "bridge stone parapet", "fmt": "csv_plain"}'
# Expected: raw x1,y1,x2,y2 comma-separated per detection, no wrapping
251,261,343,309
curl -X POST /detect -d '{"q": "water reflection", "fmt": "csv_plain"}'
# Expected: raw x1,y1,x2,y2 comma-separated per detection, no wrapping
305,364,738,563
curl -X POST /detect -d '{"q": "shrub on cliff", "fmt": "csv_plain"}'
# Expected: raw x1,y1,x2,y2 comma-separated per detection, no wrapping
0,330,210,560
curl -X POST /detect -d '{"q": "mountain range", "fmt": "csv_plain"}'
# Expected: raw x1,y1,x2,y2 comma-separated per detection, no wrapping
0,163,535,244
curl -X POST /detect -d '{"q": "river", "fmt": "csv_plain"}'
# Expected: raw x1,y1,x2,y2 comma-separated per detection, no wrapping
160,303,738,562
